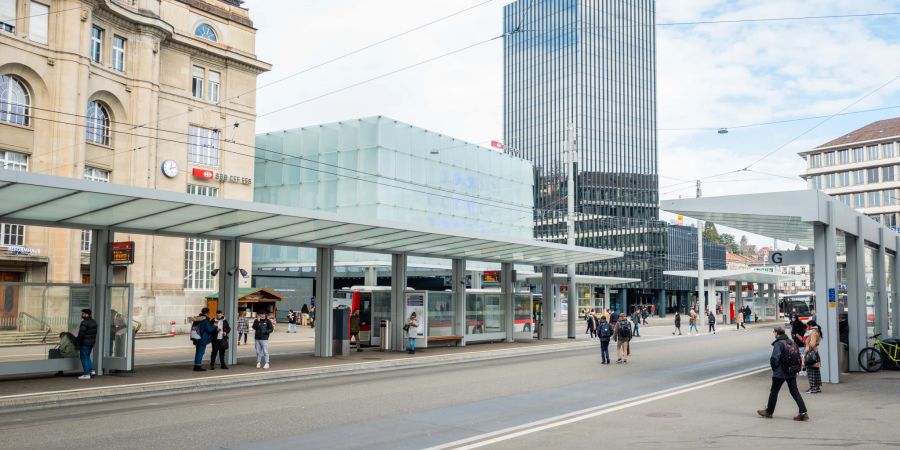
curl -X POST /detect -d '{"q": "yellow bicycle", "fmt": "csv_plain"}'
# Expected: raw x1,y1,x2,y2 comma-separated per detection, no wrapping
859,333,900,372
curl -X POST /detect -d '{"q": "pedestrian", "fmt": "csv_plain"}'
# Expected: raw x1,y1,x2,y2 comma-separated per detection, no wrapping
631,308,641,337
650,304,655,316
689,308,699,335
641,306,648,325
74,309,97,380
602,309,611,323
736,308,746,331
707,310,717,334
237,311,249,345
406,312,419,354
613,313,632,364
309,305,316,328
210,310,230,370
252,309,274,369
597,315,613,364
287,308,297,333
804,320,822,394
609,310,618,326
191,307,216,372
791,316,807,357
758,326,808,421
673,311,682,335
301,303,309,326
350,309,362,352
586,309,597,339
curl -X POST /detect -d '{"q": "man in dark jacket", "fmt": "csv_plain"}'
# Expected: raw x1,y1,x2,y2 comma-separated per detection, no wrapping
192,307,217,372
210,310,231,370
759,326,808,421
252,309,274,369
74,308,98,380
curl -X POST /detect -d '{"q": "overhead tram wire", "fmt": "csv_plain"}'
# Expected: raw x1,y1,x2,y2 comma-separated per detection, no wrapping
656,11,900,27
659,105,900,132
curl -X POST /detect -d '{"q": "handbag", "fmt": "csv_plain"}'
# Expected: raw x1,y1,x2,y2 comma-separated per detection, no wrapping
403,324,410,332
221,337,229,350
805,349,820,366
48,348,63,359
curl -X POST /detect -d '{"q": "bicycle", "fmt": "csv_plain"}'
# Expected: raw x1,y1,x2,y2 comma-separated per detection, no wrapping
858,333,900,372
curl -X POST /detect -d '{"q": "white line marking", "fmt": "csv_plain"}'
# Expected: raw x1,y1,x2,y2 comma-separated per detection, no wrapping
425,365,769,450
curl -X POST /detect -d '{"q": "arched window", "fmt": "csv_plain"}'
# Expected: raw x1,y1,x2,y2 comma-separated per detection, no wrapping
86,101,110,145
194,24,218,42
0,75,30,126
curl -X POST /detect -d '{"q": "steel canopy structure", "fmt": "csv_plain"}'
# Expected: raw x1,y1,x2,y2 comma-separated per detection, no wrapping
664,269,803,284
0,170,620,266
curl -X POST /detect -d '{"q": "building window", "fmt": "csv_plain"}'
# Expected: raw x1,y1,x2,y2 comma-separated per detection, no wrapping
112,35,126,72
853,147,864,162
868,145,880,161
824,152,835,166
208,70,220,103
809,153,821,168
883,166,895,182
824,173,835,188
0,150,27,246
188,125,219,167
0,0,15,33
90,25,103,64
0,150,28,171
885,142,896,159
0,75,30,126
86,101,110,145
867,167,879,184
184,184,218,290
885,213,897,228
29,2,48,44
838,149,850,164
80,167,110,252
853,193,865,208
867,191,881,207
838,171,849,187
191,66,204,99
884,190,896,206
839,194,850,206
853,170,865,185
194,23,218,42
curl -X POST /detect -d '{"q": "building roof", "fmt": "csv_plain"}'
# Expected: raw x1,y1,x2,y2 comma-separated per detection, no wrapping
664,269,803,284
726,252,757,264
814,117,900,150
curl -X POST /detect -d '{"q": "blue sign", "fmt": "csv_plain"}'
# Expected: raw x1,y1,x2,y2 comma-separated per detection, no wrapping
828,288,836,302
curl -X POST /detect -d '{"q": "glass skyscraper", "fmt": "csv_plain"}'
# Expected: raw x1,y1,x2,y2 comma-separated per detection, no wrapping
504,0,666,305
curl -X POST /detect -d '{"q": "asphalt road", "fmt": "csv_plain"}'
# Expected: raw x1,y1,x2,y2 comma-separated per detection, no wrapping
0,327,773,450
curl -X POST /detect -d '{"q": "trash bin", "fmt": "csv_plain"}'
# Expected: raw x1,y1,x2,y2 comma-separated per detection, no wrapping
332,307,349,356
380,320,391,352
839,343,849,373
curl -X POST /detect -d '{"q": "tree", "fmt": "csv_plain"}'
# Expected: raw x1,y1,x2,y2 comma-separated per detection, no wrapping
720,233,739,253
703,222,722,244
794,243,801,251
740,235,749,248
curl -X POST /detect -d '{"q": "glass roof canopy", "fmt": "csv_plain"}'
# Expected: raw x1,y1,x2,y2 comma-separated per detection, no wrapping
0,170,621,266
665,270,804,284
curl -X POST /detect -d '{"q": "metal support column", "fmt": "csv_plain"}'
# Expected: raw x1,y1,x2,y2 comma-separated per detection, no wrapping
541,266,555,339
364,267,377,286
390,254,408,351
314,248,335,357
813,202,839,383
603,286,611,313
218,240,239,365
502,262,514,342
89,229,113,375
736,281,745,322
877,229,889,336
846,226,866,372
767,284,775,321
452,259,467,346
656,290,666,318
894,236,900,337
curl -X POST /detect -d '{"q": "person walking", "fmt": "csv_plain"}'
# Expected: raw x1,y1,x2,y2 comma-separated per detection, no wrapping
309,305,316,328
252,309,274,369
237,312,249,346
597,315,613,364
641,306,649,325
406,312,419,354
673,311,682,335
804,320,822,394
736,308,746,331
586,310,597,339
707,310,717,334
209,310,230,370
758,326,808,421
613,313,632,364
287,309,297,333
74,309,98,380
350,309,362,352
300,303,310,326
191,307,216,372
689,308,699,335
631,308,641,337
602,309,611,323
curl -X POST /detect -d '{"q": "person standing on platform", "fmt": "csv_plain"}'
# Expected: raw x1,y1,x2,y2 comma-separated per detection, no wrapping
804,320,822,394
736,308,746,331
613,313,632,364
210,310,230,370
287,309,297,333
301,303,310,326
707,310,717,334
689,308,699,335
74,309,98,380
191,307,216,372
252,309,273,369
237,312,249,346
758,326,808,421
350,309,362,352
406,312,419,354
597,315,613,364
673,311,682,335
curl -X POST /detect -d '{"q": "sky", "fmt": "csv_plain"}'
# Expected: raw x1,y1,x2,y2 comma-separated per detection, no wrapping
243,0,900,246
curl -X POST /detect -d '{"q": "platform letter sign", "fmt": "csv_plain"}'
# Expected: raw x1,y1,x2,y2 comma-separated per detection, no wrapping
110,241,135,266
828,288,837,308
768,250,813,266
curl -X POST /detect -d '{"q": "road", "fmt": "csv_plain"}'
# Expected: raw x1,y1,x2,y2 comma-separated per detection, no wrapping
0,326,773,449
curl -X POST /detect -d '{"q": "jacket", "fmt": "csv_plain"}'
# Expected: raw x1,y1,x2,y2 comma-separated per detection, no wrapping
192,315,216,346
689,311,698,324
674,314,681,327
406,317,419,337
770,334,795,379
612,318,632,342
75,317,98,347
350,315,360,334
805,328,821,368
213,318,231,340
707,312,716,324
252,318,274,340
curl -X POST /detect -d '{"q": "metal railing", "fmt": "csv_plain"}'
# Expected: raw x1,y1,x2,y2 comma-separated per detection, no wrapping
19,312,51,336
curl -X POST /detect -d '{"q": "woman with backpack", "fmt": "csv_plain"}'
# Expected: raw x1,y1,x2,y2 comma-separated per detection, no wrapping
804,320,822,394
597,315,613,364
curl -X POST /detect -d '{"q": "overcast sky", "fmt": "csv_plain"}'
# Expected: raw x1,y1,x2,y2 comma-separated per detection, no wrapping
244,0,900,246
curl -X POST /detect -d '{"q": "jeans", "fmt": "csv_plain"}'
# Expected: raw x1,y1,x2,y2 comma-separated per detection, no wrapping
689,323,699,334
194,343,207,366
409,337,416,352
600,340,610,363
708,323,716,333
239,332,248,344
633,322,640,336
210,339,227,367
79,345,93,376
766,376,807,414
256,340,270,364
288,323,296,333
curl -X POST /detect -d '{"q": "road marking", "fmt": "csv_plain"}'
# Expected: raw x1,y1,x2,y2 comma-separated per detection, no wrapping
426,365,769,450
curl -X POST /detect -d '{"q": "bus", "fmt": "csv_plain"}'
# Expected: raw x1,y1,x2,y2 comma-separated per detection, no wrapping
780,291,814,322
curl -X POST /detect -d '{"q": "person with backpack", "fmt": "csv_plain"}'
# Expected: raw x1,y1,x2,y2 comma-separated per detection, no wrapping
707,310,717,334
209,310,230,370
252,309,274,369
613,313,632,364
689,308,699,335
597,315,613,364
191,307,216,372
758,325,808,421
804,320,822,394
74,309,98,380
672,311,682,335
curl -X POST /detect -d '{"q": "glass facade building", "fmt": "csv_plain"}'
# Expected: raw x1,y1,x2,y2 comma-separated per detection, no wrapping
504,0,667,304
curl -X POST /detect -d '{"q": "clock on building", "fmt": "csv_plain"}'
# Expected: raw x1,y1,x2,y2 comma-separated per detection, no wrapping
160,160,179,178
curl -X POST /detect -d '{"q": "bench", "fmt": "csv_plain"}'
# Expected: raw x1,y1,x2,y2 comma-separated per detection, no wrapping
427,335,464,347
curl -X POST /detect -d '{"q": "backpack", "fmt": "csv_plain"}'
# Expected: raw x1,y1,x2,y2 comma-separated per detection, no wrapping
190,322,202,341
781,340,803,375
617,321,631,339
599,322,613,338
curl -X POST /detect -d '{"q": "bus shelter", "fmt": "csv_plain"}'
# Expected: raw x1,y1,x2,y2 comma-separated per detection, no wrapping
0,170,621,376
663,190,900,384
664,269,804,322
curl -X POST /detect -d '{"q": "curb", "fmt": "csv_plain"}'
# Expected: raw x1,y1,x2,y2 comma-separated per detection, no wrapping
0,340,595,413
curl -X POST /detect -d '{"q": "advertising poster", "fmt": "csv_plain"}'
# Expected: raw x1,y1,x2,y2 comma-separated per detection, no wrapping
405,293,426,338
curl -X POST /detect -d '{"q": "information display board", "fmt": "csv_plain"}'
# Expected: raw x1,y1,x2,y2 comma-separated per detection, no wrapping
110,241,135,266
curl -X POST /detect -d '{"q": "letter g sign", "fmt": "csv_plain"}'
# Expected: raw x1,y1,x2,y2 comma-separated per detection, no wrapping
771,252,783,264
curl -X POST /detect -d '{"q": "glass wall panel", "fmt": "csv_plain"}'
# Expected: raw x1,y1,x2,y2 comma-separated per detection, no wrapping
427,291,453,337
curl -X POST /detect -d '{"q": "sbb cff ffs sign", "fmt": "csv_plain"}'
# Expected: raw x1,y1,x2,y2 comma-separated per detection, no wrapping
110,241,135,266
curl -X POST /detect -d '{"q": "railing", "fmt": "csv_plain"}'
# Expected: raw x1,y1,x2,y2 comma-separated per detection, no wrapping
19,312,51,337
